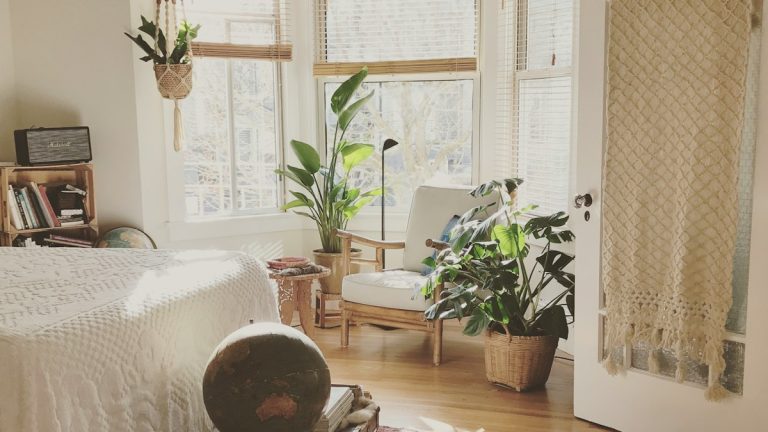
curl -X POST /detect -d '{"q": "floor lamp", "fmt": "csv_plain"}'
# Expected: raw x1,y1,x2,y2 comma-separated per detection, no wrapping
381,139,399,268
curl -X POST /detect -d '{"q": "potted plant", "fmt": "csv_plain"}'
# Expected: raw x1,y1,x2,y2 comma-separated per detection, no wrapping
276,68,381,294
423,179,575,391
125,15,200,99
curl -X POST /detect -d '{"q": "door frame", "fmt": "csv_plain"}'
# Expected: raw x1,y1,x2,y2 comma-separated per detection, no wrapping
572,1,768,430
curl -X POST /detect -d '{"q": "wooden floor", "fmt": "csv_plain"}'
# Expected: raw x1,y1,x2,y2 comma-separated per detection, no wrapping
312,321,606,432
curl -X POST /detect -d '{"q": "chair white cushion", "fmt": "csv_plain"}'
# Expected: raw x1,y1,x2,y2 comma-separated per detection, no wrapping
402,185,498,273
342,270,433,312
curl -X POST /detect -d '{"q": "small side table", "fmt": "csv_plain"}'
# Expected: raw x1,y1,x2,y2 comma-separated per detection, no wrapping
269,267,331,339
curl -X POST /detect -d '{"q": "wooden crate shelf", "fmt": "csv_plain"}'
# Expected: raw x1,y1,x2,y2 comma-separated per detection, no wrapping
0,163,98,247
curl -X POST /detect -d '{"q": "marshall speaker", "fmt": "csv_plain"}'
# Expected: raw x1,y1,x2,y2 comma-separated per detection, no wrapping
14,127,92,166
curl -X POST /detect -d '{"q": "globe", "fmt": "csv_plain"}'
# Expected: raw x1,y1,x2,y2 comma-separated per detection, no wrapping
203,323,331,432
95,227,156,249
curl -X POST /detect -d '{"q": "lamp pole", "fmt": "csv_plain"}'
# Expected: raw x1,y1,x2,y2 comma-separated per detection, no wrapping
381,139,399,268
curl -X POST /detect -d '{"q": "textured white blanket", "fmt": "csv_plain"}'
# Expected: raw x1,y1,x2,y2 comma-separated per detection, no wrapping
0,248,279,431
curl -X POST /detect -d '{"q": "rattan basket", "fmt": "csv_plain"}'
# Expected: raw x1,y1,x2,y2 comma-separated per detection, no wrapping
484,331,558,391
154,63,193,100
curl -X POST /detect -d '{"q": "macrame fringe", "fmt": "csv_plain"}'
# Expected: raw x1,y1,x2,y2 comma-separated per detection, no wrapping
173,99,183,152
705,383,729,402
603,322,732,401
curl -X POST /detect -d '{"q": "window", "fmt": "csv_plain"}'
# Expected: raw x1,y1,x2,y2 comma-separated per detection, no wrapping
181,0,291,218
315,0,479,212
497,0,574,215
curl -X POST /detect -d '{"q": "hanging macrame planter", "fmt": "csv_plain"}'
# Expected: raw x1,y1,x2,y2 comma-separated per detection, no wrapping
153,0,193,152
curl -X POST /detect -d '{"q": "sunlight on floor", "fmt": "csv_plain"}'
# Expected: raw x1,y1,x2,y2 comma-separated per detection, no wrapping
418,417,486,432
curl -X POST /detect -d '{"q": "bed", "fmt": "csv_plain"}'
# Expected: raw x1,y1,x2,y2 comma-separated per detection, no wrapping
0,248,279,432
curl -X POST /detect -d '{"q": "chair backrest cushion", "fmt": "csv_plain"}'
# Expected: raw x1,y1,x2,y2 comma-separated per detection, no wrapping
402,185,498,272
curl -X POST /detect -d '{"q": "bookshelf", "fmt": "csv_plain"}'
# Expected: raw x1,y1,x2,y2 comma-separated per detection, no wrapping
0,163,98,247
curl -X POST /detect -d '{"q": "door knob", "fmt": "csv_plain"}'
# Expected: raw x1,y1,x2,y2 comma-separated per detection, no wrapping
574,193,593,209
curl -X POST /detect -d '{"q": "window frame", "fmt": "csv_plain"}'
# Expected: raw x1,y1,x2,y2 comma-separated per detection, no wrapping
314,71,482,215
165,54,287,222
508,0,574,216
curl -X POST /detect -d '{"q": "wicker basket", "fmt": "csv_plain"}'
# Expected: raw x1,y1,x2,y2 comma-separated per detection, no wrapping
154,63,193,100
484,331,559,391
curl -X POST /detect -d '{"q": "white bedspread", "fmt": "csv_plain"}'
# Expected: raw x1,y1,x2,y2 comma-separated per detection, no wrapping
0,248,279,432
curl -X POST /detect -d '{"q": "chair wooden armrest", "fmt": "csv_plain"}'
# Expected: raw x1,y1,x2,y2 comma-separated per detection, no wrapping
335,229,406,276
425,238,450,251
335,229,406,249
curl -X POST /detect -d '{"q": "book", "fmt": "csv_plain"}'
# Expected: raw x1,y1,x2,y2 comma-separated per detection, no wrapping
314,386,354,432
29,182,56,228
7,186,23,230
61,209,84,217
50,234,92,246
59,217,85,227
43,238,92,248
13,188,30,229
19,187,40,228
36,185,61,227
27,186,49,228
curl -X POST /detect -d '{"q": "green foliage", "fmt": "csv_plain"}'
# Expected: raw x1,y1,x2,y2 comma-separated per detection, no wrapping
423,179,575,340
125,15,200,64
276,68,378,253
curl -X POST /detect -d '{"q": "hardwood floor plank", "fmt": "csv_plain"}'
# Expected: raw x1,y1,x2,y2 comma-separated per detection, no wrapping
312,321,606,432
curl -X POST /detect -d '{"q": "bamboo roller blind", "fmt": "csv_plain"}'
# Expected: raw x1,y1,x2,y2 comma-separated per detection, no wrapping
186,0,292,61
314,0,479,75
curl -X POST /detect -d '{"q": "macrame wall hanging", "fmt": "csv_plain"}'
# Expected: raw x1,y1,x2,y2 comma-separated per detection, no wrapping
153,0,193,152
601,0,754,400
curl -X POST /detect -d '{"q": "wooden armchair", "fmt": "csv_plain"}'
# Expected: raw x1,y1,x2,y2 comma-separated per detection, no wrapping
336,185,497,366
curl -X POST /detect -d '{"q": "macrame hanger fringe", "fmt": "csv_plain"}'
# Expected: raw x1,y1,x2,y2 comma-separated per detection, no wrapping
173,99,184,152
153,0,192,152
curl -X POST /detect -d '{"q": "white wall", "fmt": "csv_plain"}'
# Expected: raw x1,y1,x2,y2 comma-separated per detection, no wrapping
10,0,145,229
0,0,16,161
3,0,305,259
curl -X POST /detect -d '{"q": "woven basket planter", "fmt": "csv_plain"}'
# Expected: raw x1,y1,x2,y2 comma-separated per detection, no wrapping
154,63,193,100
484,331,559,392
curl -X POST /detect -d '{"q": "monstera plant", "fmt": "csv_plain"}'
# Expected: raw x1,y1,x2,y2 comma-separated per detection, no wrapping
423,179,575,391
276,68,381,294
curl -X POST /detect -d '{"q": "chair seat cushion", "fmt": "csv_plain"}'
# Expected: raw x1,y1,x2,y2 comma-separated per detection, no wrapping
342,270,433,312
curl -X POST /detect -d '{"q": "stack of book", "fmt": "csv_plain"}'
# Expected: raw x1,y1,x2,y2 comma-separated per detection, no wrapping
6,183,87,230
42,234,93,248
314,386,355,432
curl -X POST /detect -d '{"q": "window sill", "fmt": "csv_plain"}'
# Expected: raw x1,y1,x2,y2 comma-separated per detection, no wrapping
167,213,304,242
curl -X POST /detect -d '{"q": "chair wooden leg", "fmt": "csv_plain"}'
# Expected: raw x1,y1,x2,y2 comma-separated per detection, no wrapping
433,319,443,366
341,309,350,348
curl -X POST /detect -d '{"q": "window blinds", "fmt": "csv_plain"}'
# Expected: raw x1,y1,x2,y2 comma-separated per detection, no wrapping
496,0,573,215
314,0,478,75
186,0,292,61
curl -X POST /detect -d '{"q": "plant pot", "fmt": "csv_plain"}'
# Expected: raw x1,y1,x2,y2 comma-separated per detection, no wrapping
154,63,193,99
313,249,362,295
484,331,559,392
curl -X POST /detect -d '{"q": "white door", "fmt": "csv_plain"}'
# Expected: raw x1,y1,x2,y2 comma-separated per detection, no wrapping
572,1,768,431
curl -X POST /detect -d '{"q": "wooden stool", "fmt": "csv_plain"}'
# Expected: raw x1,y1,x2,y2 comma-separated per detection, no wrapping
315,291,343,328
269,267,331,340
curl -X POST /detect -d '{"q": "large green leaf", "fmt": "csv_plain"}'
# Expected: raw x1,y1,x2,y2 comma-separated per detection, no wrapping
343,197,374,219
330,67,368,114
361,187,383,197
290,140,321,174
535,305,569,339
340,143,375,172
275,168,311,192
491,224,526,258
138,16,167,57
535,250,574,274
290,191,314,207
286,165,315,188
282,199,309,211
338,91,374,131
463,307,491,337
